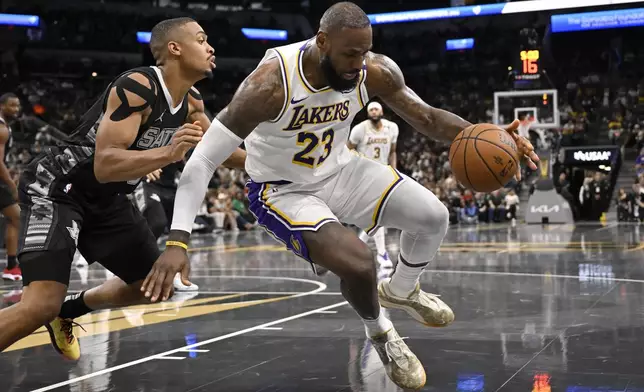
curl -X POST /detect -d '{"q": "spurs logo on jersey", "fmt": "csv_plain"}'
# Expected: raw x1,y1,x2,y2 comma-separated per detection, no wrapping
349,119,399,165
244,38,369,184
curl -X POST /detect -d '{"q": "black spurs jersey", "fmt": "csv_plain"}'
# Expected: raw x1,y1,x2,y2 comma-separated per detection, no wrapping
0,114,12,166
31,66,198,199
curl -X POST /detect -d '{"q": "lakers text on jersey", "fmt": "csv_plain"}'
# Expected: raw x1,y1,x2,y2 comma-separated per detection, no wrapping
244,38,406,269
244,38,369,185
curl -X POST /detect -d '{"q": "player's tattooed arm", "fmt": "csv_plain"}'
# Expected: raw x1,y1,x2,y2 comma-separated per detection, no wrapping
186,87,247,169
95,73,201,183
215,57,285,138
164,59,284,247
366,53,471,143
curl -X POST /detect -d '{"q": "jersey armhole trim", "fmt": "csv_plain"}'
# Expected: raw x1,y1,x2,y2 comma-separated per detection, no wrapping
269,49,290,123
357,67,369,108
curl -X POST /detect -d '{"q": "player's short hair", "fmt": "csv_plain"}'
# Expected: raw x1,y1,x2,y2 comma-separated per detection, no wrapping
150,17,197,62
0,93,18,105
319,2,371,34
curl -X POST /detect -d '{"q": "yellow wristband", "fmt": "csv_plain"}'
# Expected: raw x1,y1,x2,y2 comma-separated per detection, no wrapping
166,240,188,250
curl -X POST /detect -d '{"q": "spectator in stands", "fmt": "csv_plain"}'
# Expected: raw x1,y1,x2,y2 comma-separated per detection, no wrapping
475,192,490,223
489,190,506,222
460,199,479,225
504,189,520,225
617,187,631,221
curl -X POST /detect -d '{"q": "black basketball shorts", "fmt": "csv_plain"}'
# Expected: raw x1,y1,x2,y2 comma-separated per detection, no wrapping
0,181,17,211
17,168,160,287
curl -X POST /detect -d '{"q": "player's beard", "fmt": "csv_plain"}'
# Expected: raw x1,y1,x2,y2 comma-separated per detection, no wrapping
320,54,360,93
369,115,382,125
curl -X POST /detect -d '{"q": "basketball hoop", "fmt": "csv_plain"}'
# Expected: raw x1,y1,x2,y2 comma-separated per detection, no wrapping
518,115,534,139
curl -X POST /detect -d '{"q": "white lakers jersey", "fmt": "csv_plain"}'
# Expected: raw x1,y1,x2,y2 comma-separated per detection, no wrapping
349,119,398,165
244,39,369,184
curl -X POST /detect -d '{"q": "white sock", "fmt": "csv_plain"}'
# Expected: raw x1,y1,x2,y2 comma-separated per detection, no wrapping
358,230,370,243
373,227,387,255
389,255,427,297
362,308,394,337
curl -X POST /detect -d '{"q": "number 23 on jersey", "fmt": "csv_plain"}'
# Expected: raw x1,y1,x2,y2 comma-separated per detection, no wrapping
292,128,335,169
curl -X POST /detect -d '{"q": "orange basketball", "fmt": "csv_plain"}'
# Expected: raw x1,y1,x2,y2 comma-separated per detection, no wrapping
449,124,521,193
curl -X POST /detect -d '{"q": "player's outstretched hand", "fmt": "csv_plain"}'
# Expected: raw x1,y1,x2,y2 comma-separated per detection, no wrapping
146,168,162,182
168,121,203,162
503,119,540,181
141,246,191,302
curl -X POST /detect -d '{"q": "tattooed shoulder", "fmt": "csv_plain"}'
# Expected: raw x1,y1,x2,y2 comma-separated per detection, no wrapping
216,57,285,138
365,52,406,98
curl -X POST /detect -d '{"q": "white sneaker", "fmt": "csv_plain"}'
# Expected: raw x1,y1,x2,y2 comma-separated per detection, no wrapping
378,280,454,327
173,273,199,292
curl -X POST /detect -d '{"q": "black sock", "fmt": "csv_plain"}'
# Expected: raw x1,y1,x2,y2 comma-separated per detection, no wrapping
6,256,17,270
59,291,93,319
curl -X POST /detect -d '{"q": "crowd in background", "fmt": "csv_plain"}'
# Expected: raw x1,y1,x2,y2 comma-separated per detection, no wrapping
3,2,644,231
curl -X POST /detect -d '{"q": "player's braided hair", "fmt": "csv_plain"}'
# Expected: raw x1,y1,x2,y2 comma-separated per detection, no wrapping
150,17,197,64
319,2,371,33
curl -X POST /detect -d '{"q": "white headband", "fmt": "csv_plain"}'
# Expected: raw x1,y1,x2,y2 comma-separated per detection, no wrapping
367,102,382,111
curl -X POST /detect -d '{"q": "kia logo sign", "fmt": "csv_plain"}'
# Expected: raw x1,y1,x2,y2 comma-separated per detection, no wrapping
530,205,560,213
573,150,612,162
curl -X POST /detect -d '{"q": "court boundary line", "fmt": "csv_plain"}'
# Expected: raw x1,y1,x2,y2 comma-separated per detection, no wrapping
32,301,349,392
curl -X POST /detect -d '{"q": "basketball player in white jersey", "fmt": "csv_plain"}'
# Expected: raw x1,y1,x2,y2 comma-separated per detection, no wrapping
146,3,539,388
348,101,397,270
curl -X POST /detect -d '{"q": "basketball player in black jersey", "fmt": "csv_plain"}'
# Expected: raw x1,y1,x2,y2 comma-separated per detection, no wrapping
0,17,246,358
0,93,21,281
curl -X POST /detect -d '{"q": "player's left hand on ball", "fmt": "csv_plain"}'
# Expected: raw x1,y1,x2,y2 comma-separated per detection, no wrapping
141,246,191,302
503,119,540,181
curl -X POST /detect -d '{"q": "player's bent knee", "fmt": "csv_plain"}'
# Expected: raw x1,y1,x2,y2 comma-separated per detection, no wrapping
408,199,449,235
21,295,63,325
344,242,376,282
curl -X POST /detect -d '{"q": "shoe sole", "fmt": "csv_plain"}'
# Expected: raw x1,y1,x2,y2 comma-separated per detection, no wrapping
44,323,79,361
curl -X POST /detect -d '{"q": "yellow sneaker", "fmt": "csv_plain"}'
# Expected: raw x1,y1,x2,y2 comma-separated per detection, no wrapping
45,317,81,360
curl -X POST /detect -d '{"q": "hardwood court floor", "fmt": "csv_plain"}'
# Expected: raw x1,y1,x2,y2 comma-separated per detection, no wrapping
2,222,644,391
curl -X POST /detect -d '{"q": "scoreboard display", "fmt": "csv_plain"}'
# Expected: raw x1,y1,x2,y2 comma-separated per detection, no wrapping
516,49,541,81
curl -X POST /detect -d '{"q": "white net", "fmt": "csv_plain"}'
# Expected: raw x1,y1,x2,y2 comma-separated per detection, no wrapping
494,89,560,130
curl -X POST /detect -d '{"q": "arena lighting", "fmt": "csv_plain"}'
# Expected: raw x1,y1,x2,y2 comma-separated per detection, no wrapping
241,28,288,40
0,13,39,27
551,7,644,32
367,0,642,25
137,31,152,44
445,38,474,51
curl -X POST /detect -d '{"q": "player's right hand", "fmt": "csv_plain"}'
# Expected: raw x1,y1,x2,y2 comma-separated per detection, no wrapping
168,121,203,162
142,245,191,302
146,168,162,182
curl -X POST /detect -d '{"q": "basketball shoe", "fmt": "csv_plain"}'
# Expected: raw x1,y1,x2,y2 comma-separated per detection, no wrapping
2,266,22,281
45,317,81,360
173,273,199,292
378,280,454,327
370,327,426,390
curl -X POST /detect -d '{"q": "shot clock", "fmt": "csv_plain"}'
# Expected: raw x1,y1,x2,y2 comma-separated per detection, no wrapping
517,49,541,81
